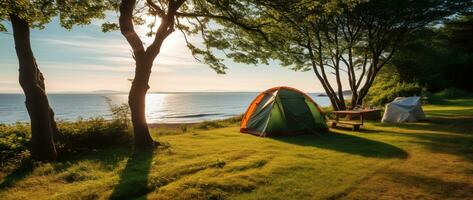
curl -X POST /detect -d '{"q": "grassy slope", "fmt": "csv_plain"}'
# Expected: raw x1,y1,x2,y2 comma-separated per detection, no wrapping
0,99,472,200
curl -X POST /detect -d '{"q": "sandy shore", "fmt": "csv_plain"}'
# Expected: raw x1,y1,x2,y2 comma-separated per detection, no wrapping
148,123,198,129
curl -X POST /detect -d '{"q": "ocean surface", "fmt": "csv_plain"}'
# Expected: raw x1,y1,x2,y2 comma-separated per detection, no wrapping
0,93,331,124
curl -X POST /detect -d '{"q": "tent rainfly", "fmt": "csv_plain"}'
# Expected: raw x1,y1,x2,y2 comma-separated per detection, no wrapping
382,96,426,123
240,86,327,137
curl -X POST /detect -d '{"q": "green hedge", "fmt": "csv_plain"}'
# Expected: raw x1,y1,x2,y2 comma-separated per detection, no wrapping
0,123,31,165
365,65,424,106
55,118,132,154
0,118,132,166
431,88,473,99
0,103,132,166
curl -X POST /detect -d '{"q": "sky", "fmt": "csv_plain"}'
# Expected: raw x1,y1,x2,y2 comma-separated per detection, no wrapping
0,17,347,93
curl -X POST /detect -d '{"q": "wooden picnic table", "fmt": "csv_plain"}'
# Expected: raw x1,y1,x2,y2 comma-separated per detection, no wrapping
329,109,381,131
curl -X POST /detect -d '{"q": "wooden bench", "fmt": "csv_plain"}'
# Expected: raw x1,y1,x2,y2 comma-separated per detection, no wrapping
329,110,370,131
329,120,363,131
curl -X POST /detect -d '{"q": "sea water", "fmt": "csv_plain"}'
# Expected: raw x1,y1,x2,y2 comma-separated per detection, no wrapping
0,93,331,124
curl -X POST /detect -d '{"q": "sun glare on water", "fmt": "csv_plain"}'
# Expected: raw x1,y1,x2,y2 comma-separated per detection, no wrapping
145,93,167,122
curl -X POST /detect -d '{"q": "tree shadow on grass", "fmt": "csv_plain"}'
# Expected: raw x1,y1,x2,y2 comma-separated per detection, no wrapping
274,132,408,159
429,98,473,107
109,147,154,200
372,124,473,163
0,161,34,190
329,125,381,134
376,115,473,136
0,148,130,191
384,169,473,199
371,111,473,162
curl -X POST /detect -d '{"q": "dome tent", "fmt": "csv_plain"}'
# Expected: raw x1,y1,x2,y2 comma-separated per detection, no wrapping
240,87,327,137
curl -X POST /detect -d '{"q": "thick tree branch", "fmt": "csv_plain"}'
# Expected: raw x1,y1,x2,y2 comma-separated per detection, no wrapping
146,0,165,18
119,0,145,58
146,1,183,59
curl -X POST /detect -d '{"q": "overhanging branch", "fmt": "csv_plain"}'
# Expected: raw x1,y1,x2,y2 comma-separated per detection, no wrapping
175,11,271,43
146,0,165,18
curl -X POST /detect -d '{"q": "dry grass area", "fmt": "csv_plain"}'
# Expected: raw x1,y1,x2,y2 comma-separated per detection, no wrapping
0,99,472,200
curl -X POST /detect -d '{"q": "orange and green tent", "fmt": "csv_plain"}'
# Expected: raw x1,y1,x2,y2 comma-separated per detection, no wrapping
240,86,327,137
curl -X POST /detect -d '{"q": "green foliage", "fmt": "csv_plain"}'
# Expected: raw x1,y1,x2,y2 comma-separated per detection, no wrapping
56,0,111,30
0,23,6,32
0,104,132,166
199,0,472,70
101,22,120,32
54,117,132,156
102,0,280,74
365,66,424,106
190,0,471,110
173,1,271,73
392,13,473,92
104,97,131,127
0,0,113,31
0,0,56,30
443,14,473,53
54,102,133,155
0,123,31,165
431,88,473,100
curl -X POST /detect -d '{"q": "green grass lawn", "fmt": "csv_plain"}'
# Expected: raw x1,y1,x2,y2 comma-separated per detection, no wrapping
1,99,472,200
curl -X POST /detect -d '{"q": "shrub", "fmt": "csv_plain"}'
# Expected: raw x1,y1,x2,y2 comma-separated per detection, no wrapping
0,123,31,166
365,65,424,106
431,88,473,99
365,82,424,106
53,102,133,155
0,103,132,166
426,88,473,104
55,117,132,156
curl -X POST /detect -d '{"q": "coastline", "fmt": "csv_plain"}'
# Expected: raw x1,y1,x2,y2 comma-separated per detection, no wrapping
148,123,199,129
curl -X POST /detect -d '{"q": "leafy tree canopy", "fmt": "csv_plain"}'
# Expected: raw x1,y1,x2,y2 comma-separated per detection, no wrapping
391,12,473,92
193,0,472,109
0,0,113,31
100,0,275,74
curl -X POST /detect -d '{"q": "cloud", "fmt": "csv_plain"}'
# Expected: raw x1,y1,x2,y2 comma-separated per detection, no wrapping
36,33,202,70
37,37,129,55
27,33,204,76
0,82,17,87
0,81,21,92
33,61,199,74
39,62,132,72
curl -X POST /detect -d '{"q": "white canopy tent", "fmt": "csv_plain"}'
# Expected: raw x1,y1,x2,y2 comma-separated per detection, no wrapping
382,97,426,123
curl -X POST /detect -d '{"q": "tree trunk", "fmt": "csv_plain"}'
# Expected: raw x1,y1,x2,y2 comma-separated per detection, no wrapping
10,14,58,161
119,0,184,148
312,71,343,111
326,93,341,110
351,91,359,108
129,59,154,148
308,50,344,110
335,79,346,110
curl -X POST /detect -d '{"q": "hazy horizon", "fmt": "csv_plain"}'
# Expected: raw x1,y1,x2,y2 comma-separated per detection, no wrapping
0,90,328,94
